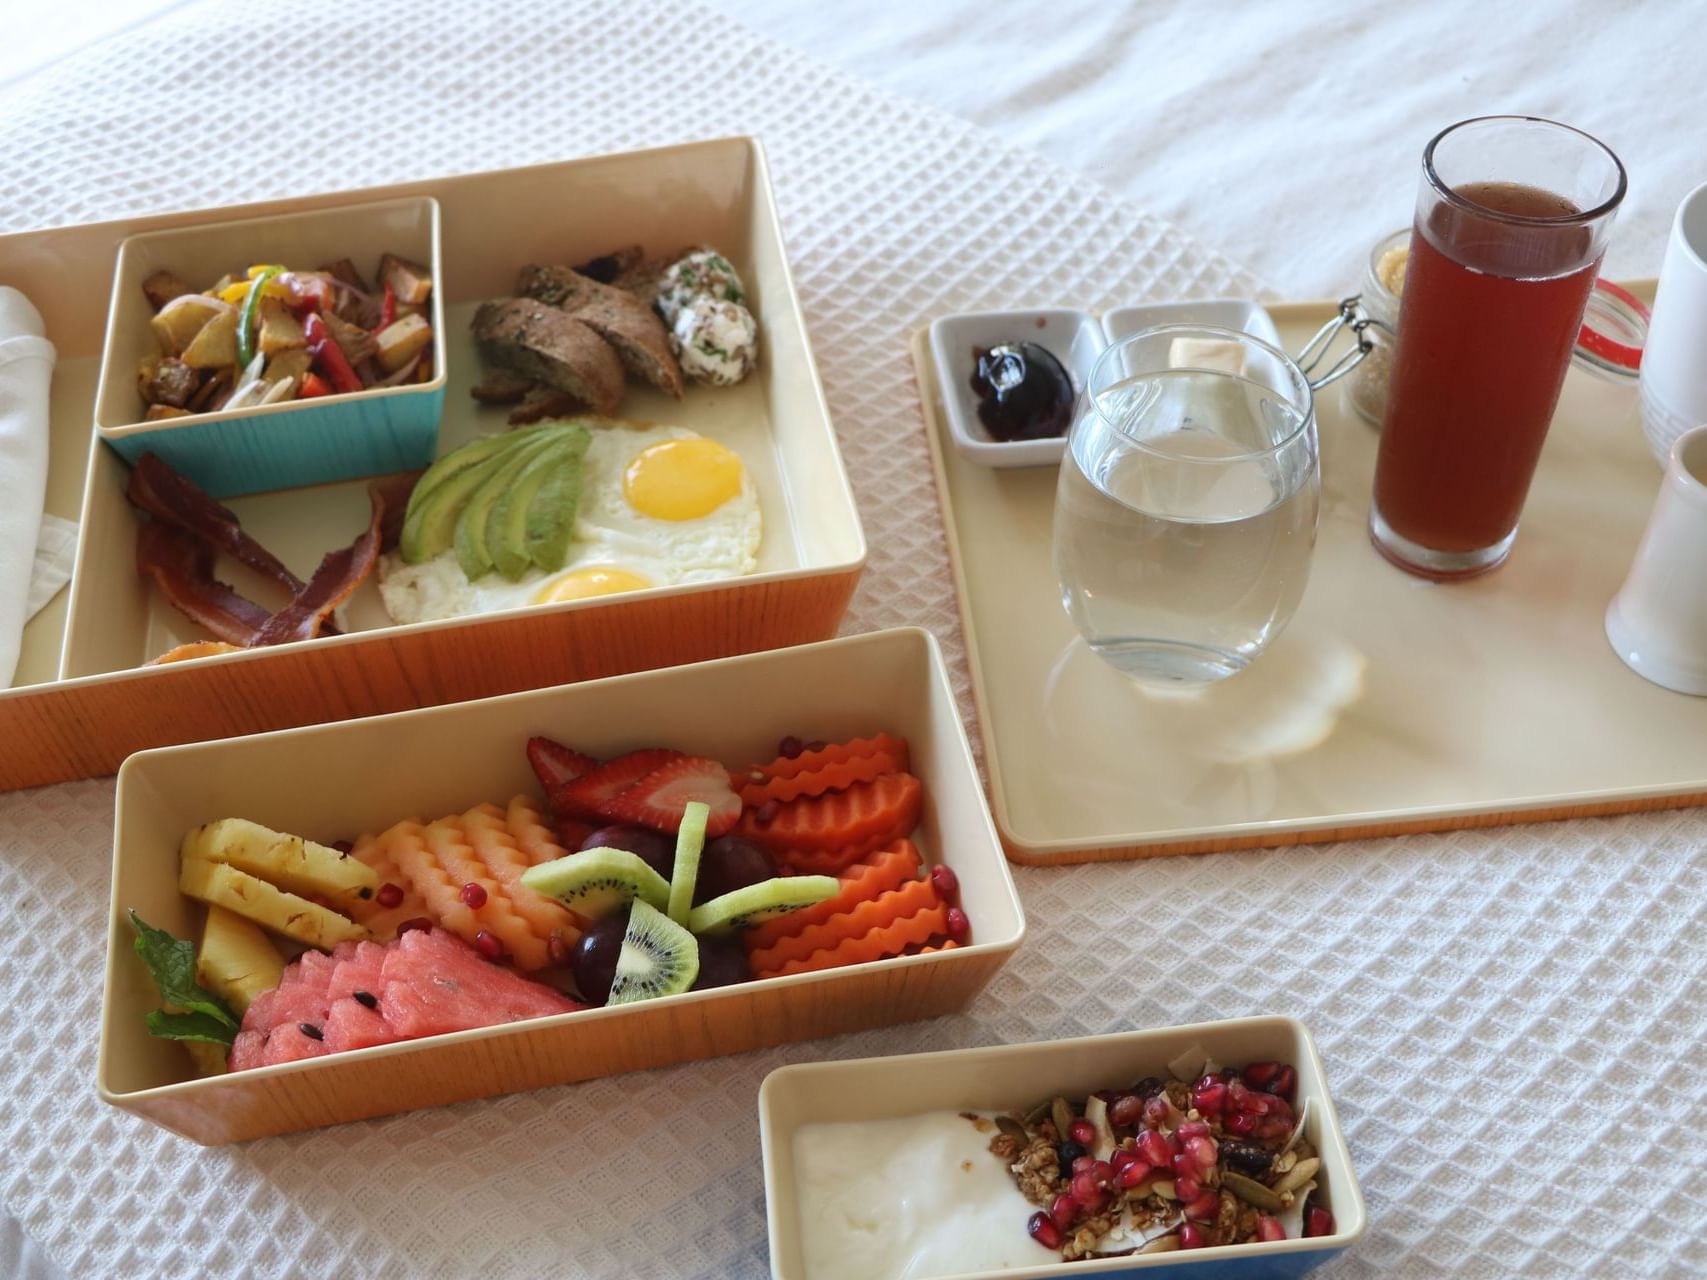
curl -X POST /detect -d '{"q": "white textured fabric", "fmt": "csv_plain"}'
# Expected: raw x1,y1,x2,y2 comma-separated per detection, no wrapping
27,514,77,618
0,287,56,686
714,0,1706,298
1,2,1705,1279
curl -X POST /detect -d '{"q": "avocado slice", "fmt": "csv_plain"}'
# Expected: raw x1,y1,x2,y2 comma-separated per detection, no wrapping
488,425,590,580
453,432,563,580
526,424,592,572
398,428,543,564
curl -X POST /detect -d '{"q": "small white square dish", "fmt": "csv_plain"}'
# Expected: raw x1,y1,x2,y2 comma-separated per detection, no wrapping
1101,299,1281,349
93,196,448,498
759,1015,1363,1279
928,308,1102,468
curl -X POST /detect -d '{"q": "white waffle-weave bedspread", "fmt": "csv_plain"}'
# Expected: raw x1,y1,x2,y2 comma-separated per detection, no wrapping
0,2,1703,1277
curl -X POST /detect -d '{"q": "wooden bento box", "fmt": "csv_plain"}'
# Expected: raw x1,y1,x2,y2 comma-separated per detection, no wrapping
99,627,1026,1145
0,136,865,791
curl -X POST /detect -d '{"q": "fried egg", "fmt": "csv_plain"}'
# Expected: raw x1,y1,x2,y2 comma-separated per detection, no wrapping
378,423,760,624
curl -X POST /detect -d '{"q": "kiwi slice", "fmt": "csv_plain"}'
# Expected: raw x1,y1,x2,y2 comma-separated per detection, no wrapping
687,875,839,936
666,801,710,927
519,847,669,920
607,900,700,1005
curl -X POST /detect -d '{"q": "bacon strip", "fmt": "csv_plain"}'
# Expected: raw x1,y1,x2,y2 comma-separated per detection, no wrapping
127,453,305,595
369,469,423,553
252,488,386,646
135,522,272,646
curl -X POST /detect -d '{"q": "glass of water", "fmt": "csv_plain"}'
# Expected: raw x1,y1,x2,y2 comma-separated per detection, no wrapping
1052,323,1320,688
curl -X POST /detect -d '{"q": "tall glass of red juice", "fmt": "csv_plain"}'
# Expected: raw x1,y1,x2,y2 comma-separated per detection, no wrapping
1371,116,1626,579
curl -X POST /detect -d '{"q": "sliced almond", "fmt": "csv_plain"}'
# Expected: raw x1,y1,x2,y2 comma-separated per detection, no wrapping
1272,1156,1321,1197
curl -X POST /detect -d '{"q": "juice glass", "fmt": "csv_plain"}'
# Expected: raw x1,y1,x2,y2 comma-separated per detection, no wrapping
1052,325,1319,688
1370,116,1626,579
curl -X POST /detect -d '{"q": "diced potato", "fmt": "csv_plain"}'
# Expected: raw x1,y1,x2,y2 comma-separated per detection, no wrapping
182,817,379,901
263,348,312,387
142,269,195,312
374,313,433,373
150,296,228,356
179,858,369,950
257,298,306,355
323,310,376,364
379,252,433,305
196,904,285,1015
144,404,192,421
180,309,238,369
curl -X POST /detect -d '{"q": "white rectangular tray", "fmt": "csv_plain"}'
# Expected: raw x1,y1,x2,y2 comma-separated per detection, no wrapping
914,292,1707,864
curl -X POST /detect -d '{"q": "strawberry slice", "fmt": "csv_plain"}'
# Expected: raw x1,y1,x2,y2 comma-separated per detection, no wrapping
554,816,595,853
555,748,686,819
600,756,742,836
527,737,599,796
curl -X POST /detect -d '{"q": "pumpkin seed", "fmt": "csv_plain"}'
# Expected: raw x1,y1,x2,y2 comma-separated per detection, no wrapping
1272,1157,1321,1196
1023,1098,1052,1127
1222,1171,1285,1212
995,1115,1029,1145
1051,1096,1075,1140
1151,1179,1178,1200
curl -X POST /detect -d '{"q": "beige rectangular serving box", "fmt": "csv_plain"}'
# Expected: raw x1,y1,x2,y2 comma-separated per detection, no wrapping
759,1015,1365,1279
100,627,1025,1145
0,136,864,791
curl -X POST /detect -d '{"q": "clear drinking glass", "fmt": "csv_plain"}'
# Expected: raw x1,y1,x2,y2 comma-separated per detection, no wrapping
1371,115,1626,579
1052,324,1320,688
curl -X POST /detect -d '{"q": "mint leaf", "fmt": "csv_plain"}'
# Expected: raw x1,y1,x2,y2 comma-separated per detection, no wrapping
144,1010,240,1045
128,911,238,1044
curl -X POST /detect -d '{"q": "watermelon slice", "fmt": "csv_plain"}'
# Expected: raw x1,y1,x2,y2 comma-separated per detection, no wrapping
230,927,585,1069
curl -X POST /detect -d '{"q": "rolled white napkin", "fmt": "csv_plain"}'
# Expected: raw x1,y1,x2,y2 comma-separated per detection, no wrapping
0,287,58,686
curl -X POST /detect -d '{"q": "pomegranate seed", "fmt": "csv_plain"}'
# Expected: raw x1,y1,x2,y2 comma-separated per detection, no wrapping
1137,1130,1174,1168
1305,1207,1335,1238
1223,1110,1257,1137
459,881,488,909
778,735,805,759
755,800,778,826
1026,1211,1062,1250
944,906,971,943
1178,1223,1206,1250
1256,1215,1286,1242
1049,1191,1078,1231
474,929,505,960
1255,1115,1294,1141
1090,1159,1114,1186
1184,1135,1219,1173
376,882,405,909
330,839,354,855
1071,1155,1095,1176
1070,1170,1101,1204
396,916,432,934
1111,1147,1139,1173
1069,1119,1097,1147
1271,1065,1298,1101
1242,1060,1282,1089
1191,1075,1228,1115
1142,1095,1173,1129
1116,1159,1151,1189
806,739,827,752
929,864,960,899
547,931,571,966
1108,1093,1144,1128
1174,1174,1202,1202
1184,1190,1221,1222
1176,1119,1211,1142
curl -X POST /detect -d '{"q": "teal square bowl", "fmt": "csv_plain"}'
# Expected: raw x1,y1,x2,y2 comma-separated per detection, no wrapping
93,195,446,498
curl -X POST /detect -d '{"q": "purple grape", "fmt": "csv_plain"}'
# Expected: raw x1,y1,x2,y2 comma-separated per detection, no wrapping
580,825,674,880
691,934,752,990
693,835,776,905
568,911,630,1005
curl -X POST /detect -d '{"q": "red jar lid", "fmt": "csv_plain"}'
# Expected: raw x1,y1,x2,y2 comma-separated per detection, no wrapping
1573,279,1648,382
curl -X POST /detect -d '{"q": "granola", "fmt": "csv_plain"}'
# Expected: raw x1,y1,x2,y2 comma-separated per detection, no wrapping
978,1049,1338,1258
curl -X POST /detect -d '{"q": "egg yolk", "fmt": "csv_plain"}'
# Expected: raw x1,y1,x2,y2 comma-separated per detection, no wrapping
532,567,654,604
623,438,744,521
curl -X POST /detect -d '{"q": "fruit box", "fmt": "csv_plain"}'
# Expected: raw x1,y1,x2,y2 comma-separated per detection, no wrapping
99,627,1026,1145
0,136,864,791
758,1016,1365,1280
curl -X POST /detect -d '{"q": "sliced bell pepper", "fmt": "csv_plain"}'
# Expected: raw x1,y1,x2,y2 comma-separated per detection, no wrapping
298,371,334,398
236,265,282,370
380,280,397,329
302,311,364,395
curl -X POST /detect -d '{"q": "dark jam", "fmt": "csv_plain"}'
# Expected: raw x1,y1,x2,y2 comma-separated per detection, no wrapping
969,343,1074,441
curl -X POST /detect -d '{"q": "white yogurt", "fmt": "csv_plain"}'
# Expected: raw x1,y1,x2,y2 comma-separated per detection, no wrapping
792,1111,1039,1280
